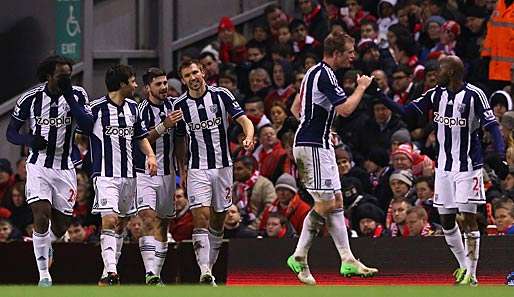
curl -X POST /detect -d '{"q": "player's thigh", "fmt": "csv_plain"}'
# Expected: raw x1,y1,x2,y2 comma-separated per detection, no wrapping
210,167,233,213
25,163,53,205
294,146,336,201
49,168,77,216
136,173,158,213
93,177,122,215
433,169,457,210
155,174,176,219
187,169,212,210
118,177,137,217
454,169,485,205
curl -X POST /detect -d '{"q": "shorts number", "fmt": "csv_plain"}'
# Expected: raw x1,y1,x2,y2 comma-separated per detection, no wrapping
225,187,231,201
472,177,479,193
68,188,76,203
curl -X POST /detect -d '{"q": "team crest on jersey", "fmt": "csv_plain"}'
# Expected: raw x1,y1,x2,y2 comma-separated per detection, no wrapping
457,103,466,113
101,199,107,206
325,179,332,187
130,115,136,122
209,105,218,114
190,195,195,203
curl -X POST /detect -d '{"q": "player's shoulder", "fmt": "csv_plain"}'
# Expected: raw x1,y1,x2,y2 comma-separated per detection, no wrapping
71,85,87,94
89,96,108,108
173,93,188,107
421,86,438,97
465,83,487,98
18,84,45,104
125,98,138,105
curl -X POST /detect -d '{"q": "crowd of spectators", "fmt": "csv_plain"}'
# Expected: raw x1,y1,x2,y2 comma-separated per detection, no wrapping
1,0,514,243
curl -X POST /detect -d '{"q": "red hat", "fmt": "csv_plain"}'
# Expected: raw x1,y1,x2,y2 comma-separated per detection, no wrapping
218,16,235,32
442,20,460,36
392,144,414,162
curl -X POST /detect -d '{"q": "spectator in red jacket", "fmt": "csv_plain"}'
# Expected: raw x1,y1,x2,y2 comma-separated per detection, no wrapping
259,173,311,234
263,212,297,238
388,198,411,237
218,16,247,64
255,125,287,183
170,188,193,242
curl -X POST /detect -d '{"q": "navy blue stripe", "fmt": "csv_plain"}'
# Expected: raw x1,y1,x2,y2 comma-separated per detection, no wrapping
100,104,113,176
324,107,335,149
44,97,59,168
195,97,216,169
29,92,43,164
149,104,157,158
443,92,455,171
180,101,199,169
458,92,472,172
212,92,230,167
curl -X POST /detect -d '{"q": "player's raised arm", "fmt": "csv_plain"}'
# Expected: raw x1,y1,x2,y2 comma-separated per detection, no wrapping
57,78,94,134
334,74,373,117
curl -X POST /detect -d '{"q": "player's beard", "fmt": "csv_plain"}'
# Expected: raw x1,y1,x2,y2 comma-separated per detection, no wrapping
151,89,167,101
188,78,202,91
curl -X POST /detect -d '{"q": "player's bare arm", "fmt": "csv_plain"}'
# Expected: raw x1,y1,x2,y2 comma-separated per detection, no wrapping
139,138,157,176
146,110,183,144
174,135,188,189
236,115,255,151
335,74,373,117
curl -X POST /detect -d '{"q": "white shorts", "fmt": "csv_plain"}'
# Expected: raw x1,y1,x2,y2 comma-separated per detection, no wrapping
187,167,233,212
293,146,341,201
92,176,137,217
433,168,485,214
136,173,176,219
25,163,77,216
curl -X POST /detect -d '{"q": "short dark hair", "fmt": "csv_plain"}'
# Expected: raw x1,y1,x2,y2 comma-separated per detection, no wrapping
246,39,267,54
235,155,257,170
393,64,413,76
36,55,74,83
142,67,167,86
415,176,434,190
268,212,287,225
406,206,428,221
270,43,293,58
360,18,378,32
69,217,84,228
245,96,264,106
105,64,135,92
324,31,355,56
178,60,203,79
290,18,306,32
219,68,237,84
264,3,282,16
199,52,217,62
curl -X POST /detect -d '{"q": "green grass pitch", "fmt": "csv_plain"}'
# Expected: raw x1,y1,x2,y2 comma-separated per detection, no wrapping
1,285,512,297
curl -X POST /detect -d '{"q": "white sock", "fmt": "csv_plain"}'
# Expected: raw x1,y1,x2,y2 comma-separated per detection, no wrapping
33,230,51,281
326,208,355,262
208,228,224,271
139,236,155,274
443,225,466,269
293,210,325,260
154,240,168,276
102,233,124,278
465,231,480,278
49,229,60,242
192,228,210,275
100,230,117,274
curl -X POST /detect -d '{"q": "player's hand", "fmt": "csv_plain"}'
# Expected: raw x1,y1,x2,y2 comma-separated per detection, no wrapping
163,110,183,128
365,78,382,97
146,155,158,176
242,137,255,151
30,135,48,150
57,76,74,98
356,74,374,89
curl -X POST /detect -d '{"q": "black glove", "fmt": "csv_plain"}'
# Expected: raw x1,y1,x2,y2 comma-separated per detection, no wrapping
30,135,48,151
57,76,73,98
488,154,509,180
365,78,382,98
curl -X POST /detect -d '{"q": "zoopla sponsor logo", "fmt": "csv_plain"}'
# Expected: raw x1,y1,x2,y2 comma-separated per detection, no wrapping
105,126,134,138
35,116,72,127
188,117,222,131
433,112,467,128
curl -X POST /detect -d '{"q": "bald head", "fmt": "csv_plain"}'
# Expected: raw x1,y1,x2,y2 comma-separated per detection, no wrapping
440,55,464,80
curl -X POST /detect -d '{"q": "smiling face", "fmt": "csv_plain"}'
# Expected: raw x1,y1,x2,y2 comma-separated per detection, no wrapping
180,63,206,93
147,75,168,101
120,76,138,98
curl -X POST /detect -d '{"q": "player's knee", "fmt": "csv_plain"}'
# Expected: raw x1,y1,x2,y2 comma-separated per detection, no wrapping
440,215,456,230
33,215,50,233
101,214,118,230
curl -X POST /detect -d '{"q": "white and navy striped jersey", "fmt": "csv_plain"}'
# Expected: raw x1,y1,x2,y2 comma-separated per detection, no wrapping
12,83,91,170
294,62,347,149
86,96,148,178
408,83,496,172
135,97,176,176
173,86,244,169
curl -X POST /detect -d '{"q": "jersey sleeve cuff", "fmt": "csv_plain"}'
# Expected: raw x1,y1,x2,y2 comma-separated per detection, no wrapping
11,115,25,122
135,131,149,139
231,111,244,120
333,98,346,107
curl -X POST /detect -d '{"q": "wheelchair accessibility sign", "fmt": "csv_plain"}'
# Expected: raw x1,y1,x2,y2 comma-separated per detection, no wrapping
56,0,81,60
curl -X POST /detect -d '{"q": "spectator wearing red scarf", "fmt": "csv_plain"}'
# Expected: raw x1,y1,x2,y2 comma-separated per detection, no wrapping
232,156,276,228
170,188,193,242
298,0,329,41
254,125,287,183
388,198,411,237
259,173,311,233
218,16,247,64
406,206,442,236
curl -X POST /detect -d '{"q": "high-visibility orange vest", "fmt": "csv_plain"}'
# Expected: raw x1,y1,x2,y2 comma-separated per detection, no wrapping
481,0,514,82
